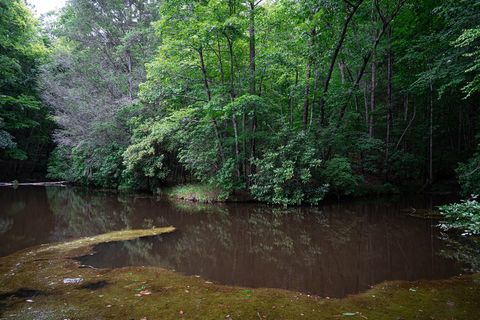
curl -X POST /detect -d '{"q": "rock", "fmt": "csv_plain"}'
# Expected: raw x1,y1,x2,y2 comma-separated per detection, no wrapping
63,277,83,284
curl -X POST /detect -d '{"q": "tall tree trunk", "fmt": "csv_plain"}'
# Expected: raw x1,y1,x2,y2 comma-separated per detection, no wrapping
369,50,376,138
428,82,434,185
232,115,241,178
199,47,225,164
216,35,226,87
319,0,364,128
199,48,212,101
310,67,320,127
248,0,259,174
369,2,378,137
364,79,369,129
336,0,407,128
249,1,256,96
126,51,133,99
226,36,236,100
225,37,243,177
385,27,393,181
303,28,316,127
289,68,299,125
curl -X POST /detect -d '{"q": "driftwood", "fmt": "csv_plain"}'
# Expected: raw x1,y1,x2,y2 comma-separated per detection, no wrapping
0,181,68,187
401,207,443,219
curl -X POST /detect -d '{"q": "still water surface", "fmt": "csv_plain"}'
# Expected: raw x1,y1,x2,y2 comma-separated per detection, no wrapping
0,186,469,298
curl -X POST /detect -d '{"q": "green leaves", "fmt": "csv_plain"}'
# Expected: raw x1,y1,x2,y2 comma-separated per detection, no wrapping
321,157,359,196
0,0,51,165
250,130,328,206
454,27,480,96
440,199,480,236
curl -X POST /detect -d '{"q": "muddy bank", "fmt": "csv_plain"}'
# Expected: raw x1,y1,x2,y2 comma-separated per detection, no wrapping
0,227,479,319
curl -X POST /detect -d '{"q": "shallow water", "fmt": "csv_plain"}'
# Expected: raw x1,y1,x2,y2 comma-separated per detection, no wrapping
0,186,469,298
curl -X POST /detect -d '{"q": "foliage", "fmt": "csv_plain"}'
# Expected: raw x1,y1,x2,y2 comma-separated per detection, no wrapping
40,0,160,185
250,131,328,206
48,144,128,189
457,150,480,196
439,199,480,236
321,157,359,196
455,27,480,97
163,184,223,203
2,0,477,203
0,0,52,176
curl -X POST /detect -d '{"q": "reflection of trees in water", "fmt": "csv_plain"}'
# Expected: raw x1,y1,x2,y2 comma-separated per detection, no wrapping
40,189,464,297
83,199,463,297
438,232,480,272
0,187,56,256
46,188,134,240
0,217,13,234
0,200,26,234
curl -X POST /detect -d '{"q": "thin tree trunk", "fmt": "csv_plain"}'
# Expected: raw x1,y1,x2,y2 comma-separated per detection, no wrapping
199,48,212,101
310,67,320,128
232,115,241,178
363,79,369,129
198,47,225,164
385,27,393,181
303,28,316,127
216,35,226,87
369,50,376,138
395,103,415,151
249,1,256,96
226,37,236,100
336,0,407,128
248,0,259,174
126,51,133,99
429,82,434,185
319,0,364,127
289,68,299,125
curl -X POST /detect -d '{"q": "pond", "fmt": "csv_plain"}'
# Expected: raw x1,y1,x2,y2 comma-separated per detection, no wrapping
0,186,471,298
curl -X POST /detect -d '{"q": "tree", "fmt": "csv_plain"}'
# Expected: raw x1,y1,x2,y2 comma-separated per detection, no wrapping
0,0,52,178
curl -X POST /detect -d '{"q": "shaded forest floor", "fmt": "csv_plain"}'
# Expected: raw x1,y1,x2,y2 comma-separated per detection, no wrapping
0,228,479,319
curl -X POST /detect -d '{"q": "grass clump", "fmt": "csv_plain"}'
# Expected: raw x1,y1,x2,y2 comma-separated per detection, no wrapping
162,184,223,203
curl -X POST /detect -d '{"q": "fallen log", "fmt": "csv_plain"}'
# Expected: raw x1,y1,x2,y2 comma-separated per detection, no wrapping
0,181,68,187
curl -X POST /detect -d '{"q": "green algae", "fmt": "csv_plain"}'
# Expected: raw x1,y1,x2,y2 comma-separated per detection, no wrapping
0,227,479,319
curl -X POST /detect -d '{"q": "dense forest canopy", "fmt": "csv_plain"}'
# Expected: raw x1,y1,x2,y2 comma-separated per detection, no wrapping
1,0,480,204
0,0,52,177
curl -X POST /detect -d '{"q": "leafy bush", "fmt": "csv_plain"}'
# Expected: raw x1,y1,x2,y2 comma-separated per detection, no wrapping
457,151,480,196
48,144,127,189
250,131,328,206
123,110,190,186
0,119,15,149
439,199,480,235
388,150,423,183
355,136,384,175
47,147,72,181
321,157,359,196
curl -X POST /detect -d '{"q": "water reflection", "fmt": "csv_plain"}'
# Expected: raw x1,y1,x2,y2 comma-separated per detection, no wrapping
0,187,467,297
439,232,480,273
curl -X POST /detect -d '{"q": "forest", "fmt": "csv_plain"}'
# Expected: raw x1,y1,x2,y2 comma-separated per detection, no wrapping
1,0,480,205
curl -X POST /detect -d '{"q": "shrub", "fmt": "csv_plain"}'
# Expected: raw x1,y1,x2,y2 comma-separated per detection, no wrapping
439,199,480,235
457,151,480,196
250,131,328,206
321,157,359,196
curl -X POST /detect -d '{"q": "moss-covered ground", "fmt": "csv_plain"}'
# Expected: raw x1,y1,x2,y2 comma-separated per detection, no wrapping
0,227,479,319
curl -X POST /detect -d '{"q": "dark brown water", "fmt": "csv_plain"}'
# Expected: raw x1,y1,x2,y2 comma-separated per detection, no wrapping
0,186,471,298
